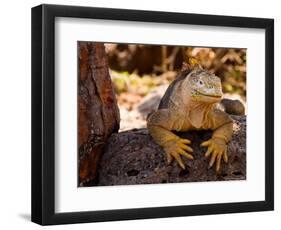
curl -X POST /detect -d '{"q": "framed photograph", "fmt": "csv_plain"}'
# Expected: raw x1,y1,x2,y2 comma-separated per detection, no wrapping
31,4,274,225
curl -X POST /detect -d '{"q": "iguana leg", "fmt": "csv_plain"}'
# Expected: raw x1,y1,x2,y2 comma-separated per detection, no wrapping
201,110,233,172
147,109,193,169
149,125,193,169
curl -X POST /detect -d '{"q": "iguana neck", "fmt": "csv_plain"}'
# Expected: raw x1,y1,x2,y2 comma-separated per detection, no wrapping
170,94,216,128
187,101,215,126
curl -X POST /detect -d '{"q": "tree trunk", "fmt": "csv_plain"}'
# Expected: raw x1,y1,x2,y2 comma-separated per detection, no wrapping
78,42,120,185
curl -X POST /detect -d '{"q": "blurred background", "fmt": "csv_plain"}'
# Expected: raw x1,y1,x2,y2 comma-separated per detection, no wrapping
104,44,246,131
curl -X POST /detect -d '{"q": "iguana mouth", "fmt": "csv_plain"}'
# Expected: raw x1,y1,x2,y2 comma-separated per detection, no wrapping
195,90,222,98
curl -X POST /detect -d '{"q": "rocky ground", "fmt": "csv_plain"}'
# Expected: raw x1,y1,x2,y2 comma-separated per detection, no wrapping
97,115,246,186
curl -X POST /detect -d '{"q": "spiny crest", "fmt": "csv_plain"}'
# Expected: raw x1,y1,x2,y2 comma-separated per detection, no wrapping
181,57,202,72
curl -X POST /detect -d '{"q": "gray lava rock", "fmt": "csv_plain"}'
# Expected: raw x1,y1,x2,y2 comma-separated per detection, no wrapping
97,115,246,186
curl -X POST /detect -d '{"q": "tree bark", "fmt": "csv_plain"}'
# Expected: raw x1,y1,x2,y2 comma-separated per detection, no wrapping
78,42,120,185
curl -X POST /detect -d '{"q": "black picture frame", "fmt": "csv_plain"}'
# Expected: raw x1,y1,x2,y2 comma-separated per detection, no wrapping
31,4,274,225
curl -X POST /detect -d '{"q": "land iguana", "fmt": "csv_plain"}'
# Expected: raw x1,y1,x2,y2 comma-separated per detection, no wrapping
147,59,233,172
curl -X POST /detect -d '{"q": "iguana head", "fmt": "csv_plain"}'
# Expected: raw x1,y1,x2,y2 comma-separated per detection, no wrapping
184,68,223,104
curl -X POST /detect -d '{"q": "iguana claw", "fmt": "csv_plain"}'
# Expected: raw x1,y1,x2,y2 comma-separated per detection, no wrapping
163,137,194,169
201,137,228,172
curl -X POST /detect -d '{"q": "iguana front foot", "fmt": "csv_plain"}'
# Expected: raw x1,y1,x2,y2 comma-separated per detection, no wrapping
163,137,194,169
201,138,228,172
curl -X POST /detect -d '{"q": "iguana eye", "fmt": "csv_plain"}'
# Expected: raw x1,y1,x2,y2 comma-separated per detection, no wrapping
199,80,203,85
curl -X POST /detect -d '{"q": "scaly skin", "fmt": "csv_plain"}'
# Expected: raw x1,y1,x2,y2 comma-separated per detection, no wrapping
147,64,233,172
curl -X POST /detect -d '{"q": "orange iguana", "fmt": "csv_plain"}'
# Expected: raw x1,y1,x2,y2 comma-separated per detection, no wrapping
147,60,233,172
